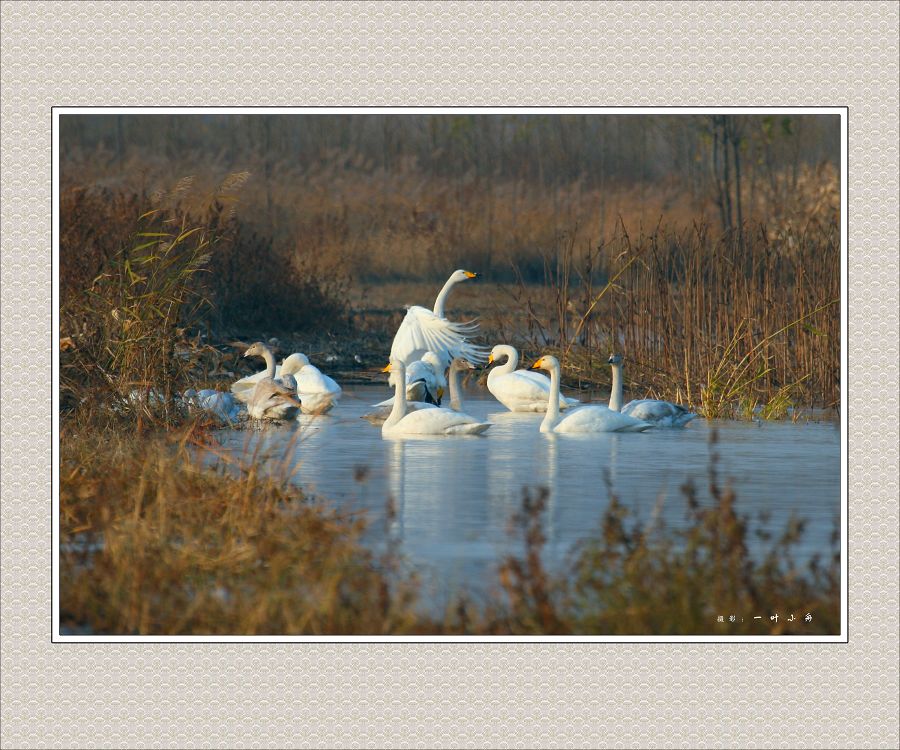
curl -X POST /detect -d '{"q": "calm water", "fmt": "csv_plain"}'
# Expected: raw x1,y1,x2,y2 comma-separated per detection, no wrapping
211,385,841,610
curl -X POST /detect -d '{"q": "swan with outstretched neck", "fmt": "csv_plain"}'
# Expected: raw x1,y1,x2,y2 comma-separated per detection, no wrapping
607,354,697,427
382,358,491,436
389,270,489,367
530,355,651,433
487,344,580,412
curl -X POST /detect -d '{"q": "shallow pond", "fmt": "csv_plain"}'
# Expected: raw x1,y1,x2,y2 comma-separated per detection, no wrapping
210,385,841,611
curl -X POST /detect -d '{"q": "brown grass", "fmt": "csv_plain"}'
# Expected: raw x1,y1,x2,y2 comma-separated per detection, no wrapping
60,427,421,635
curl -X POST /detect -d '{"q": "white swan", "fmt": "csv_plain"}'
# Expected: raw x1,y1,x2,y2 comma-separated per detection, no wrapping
363,355,472,425
607,354,697,427
389,269,489,366
531,355,652,433
242,342,302,421
382,359,491,436
487,344,580,412
279,353,342,414
183,388,242,422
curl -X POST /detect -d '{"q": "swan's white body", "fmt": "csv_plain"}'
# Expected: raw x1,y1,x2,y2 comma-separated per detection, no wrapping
183,388,242,422
608,355,697,428
242,343,301,421
382,359,491,436
389,270,489,366
532,356,651,433
280,353,342,414
487,345,580,412
233,352,341,414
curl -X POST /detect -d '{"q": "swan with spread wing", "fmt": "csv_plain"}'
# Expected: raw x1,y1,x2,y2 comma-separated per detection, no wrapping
389,269,489,367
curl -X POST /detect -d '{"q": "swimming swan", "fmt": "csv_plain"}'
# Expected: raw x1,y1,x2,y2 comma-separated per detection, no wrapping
363,355,472,425
607,354,697,427
382,359,491,436
530,355,652,433
280,353,342,414
242,342,302,421
487,344,580,412
389,269,489,367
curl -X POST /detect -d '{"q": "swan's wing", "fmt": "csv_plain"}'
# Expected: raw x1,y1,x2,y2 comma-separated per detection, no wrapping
389,306,488,365
556,405,651,433
622,399,694,425
199,392,242,421
493,370,552,401
296,364,342,396
232,365,284,403
406,360,437,388
247,377,300,419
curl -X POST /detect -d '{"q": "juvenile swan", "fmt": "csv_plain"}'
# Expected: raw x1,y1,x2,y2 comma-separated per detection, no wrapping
389,270,489,367
242,342,302,421
447,356,476,412
487,344,579,412
382,359,491,436
530,355,651,433
607,354,697,427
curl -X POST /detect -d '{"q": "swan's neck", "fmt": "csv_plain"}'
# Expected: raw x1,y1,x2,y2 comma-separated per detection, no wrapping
448,366,464,411
385,370,408,427
261,348,276,379
609,364,623,412
432,276,459,317
499,348,518,374
541,365,562,432
488,349,518,388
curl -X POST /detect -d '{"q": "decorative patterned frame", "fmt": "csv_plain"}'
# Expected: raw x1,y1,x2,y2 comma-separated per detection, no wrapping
3,3,898,747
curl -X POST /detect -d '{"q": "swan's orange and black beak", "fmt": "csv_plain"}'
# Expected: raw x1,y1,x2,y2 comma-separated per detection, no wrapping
530,357,544,369
464,271,478,279
381,363,392,373
487,353,494,365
